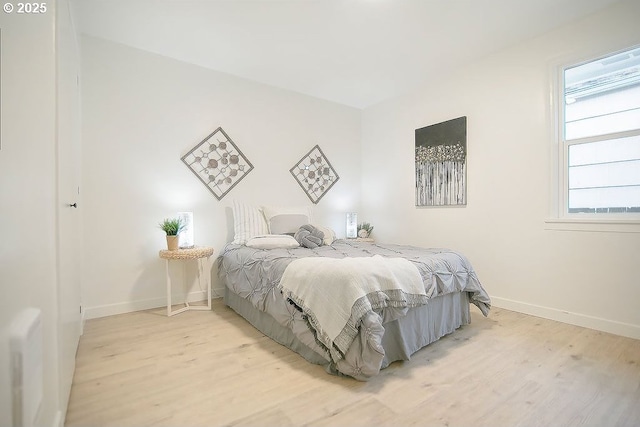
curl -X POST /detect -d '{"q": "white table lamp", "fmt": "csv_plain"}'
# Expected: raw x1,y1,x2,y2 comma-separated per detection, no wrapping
346,212,357,239
177,211,194,248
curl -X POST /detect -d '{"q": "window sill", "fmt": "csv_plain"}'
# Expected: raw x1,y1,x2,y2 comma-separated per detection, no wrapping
545,217,640,233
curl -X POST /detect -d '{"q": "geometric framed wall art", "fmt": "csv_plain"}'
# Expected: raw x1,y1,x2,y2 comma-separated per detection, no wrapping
289,144,340,204
181,127,254,200
415,116,467,206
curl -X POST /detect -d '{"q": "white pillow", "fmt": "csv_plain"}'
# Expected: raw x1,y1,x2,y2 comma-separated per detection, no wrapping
313,224,337,245
232,201,269,245
262,205,313,235
245,234,300,249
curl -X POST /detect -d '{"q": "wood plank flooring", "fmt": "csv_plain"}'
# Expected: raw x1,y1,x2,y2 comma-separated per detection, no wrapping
65,299,640,427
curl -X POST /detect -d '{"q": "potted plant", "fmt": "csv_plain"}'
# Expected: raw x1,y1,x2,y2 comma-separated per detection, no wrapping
159,217,186,250
357,222,374,238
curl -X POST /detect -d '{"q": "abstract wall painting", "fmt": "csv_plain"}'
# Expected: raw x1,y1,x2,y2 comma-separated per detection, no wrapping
290,144,339,204
415,116,467,207
181,127,254,200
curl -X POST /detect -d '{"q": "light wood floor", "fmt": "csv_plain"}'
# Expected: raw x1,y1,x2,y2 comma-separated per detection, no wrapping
65,299,640,427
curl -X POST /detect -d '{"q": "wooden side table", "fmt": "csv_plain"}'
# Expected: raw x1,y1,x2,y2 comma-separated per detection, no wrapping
159,246,215,316
355,237,374,243
347,237,375,243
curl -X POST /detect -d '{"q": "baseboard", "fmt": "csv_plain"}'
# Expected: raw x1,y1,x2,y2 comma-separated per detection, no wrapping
210,285,225,300
84,287,224,320
491,296,640,340
85,292,639,339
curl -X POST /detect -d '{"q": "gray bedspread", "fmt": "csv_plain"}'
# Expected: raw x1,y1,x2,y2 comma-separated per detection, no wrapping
218,239,491,380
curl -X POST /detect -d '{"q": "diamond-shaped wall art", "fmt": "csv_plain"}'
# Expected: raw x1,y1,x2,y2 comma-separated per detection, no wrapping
289,145,339,204
181,127,253,200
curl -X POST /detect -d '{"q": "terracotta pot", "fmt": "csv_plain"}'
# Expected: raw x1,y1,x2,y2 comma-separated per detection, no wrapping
166,235,179,250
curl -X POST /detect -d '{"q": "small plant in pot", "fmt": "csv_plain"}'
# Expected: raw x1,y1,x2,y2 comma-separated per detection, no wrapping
159,217,186,250
357,222,374,238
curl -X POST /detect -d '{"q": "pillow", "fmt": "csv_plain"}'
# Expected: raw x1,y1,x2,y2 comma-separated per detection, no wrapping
262,205,313,235
313,224,336,245
232,201,269,245
245,234,300,249
294,224,325,248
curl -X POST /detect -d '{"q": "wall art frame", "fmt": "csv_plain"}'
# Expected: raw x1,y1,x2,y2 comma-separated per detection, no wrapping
289,144,339,204
415,116,467,207
181,127,254,200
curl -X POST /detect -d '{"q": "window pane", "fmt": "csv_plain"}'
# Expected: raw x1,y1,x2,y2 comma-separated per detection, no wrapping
568,136,640,212
568,187,640,212
564,47,640,140
569,134,640,165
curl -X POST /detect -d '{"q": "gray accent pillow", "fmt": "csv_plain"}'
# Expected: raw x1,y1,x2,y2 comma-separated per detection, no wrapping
294,224,325,248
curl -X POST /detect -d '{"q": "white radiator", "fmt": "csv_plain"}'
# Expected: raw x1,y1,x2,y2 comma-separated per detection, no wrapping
10,308,43,427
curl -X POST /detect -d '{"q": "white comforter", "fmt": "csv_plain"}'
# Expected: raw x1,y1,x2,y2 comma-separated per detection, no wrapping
278,254,429,363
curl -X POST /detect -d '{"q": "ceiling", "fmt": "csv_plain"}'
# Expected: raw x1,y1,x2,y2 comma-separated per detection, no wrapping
72,0,622,109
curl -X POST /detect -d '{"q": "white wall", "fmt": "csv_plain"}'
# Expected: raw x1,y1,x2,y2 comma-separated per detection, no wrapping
361,0,640,339
81,36,362,318
0,2,72,426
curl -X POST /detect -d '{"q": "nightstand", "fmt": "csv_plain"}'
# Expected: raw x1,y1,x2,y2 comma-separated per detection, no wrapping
159,246,214,316
355,237,374,243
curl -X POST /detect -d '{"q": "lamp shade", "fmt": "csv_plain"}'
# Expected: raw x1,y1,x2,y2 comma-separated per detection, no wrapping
177,211,194,248
346,212,357,239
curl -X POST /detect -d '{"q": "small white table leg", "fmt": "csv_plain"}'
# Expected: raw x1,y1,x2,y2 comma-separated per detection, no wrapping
200,257,212,311
165,259,172,316
184,257,211,312
206,257,211,310
166,259,190,316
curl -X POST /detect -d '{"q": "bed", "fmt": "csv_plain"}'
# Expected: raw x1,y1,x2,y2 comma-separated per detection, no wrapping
217,205,491,381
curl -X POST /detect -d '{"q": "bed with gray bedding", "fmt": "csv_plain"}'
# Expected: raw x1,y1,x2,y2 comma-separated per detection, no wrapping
218,239,491,380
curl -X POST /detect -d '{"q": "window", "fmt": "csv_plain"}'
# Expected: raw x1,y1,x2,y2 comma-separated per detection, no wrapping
558,46,640,218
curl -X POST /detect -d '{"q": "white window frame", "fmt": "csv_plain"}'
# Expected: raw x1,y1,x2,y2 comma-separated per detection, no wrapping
546,45,640,233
